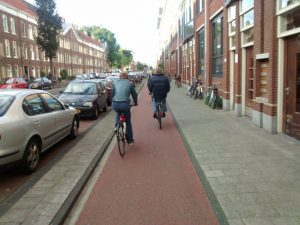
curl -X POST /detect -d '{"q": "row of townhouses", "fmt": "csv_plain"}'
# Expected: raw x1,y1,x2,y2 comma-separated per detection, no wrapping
0,0,109,81
157,0,300,140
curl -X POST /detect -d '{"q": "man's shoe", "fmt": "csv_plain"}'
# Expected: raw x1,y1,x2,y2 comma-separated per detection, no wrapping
114,128,117,133
153,113,157,118
128,139,135,145
162,112,166,118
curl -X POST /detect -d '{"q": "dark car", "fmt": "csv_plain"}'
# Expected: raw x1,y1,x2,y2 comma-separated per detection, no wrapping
58,80,108,119
28,77,52,90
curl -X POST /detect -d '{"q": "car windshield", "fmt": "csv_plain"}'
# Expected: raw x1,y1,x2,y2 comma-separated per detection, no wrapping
0,94,15,117
64,82,97,95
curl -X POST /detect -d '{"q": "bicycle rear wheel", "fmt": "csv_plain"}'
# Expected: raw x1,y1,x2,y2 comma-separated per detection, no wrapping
157,104,162,129
116,123,126,157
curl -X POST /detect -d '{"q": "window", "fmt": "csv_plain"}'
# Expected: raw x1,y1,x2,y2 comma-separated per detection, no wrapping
2,15,8,32
23,44,28,59
240,0,254,46
28,24,33,39
14,65,19,76
33,27,38,38
241,0,254,12
22,22,26,37
10,18,16,34
13,41,18,58
279,0,298,10
7,64,12,77
30,45,35,60
197,0,203,15
198,28,205,76
212,14,223,76
228,5,237,50
277,0,300,36
5,39,11,57
23,94,46,116
40,93,64,112
35,46,39,60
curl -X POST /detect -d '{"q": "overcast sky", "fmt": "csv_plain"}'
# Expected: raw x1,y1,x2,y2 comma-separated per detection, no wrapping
26,0,161,66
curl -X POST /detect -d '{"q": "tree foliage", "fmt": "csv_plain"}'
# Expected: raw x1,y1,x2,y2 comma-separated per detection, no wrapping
119,49,133,68
35,0,62,76
81,26,120,67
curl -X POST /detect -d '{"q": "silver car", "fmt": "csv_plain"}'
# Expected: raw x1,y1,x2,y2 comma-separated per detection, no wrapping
0,89,80,173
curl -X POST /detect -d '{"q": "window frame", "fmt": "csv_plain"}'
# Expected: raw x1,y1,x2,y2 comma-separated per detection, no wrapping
5,39,11,57
211,13,224,77
2,14,8,32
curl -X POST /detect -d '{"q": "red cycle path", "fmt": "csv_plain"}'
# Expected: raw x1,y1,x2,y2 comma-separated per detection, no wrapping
76,86,219,225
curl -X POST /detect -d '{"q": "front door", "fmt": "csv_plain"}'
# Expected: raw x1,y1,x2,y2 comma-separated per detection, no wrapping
285,36,300,140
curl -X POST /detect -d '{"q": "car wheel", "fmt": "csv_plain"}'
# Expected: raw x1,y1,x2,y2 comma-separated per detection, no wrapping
68,117,79,139
21,138,40,173
92,106,99,119
103,103,107,112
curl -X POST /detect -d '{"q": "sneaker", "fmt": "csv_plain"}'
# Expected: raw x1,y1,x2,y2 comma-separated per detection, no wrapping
153,113,157,118
128,139,135,145
114,128,117,133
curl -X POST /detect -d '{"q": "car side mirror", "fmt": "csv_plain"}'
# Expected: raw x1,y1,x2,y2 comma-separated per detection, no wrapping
59,90,64,93
64,104,70,109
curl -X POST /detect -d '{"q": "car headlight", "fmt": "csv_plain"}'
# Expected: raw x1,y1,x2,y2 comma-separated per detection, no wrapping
83,101,93,107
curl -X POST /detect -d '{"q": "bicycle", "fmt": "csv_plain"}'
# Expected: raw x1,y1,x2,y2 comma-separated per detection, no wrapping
115,113,127,157
155,100,163,129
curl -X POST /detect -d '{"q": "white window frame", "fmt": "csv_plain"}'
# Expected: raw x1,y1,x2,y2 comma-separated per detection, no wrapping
14,65,19,76
228,5,237,50
277,0,300,38
2,14,8,32
12,41,18,58
10,18,16,34
30,45,35,60
240,0,254,47
23,44,28,59
35,46,39,60
7,64,12,77
5,39,11,57
22,22,26,37
28,24,33,39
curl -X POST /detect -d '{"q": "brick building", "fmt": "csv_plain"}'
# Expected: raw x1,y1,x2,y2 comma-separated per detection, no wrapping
0,0,108,80
157,0,300,140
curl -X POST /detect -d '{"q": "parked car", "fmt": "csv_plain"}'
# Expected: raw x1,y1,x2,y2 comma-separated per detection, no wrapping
58,80,108,119
0,77,28,89
105,75,119,86
28,77,52,90
100,79,114,106
0,89,80,173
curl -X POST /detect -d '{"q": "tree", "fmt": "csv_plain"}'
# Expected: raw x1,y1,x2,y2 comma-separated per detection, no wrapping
35,0,62,79
81,26,120,68
119,49,133,69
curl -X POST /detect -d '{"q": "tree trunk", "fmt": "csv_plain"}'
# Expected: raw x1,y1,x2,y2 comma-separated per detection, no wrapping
50,57,54,79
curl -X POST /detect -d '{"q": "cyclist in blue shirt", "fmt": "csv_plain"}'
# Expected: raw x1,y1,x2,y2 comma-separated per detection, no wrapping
148,67,170,118
112,72,138,145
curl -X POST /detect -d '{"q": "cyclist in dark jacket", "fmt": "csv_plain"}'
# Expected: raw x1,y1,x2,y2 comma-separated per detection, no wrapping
148,67,170,118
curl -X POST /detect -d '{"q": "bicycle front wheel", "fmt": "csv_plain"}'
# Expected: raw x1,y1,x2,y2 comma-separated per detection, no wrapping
116,123,126,157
